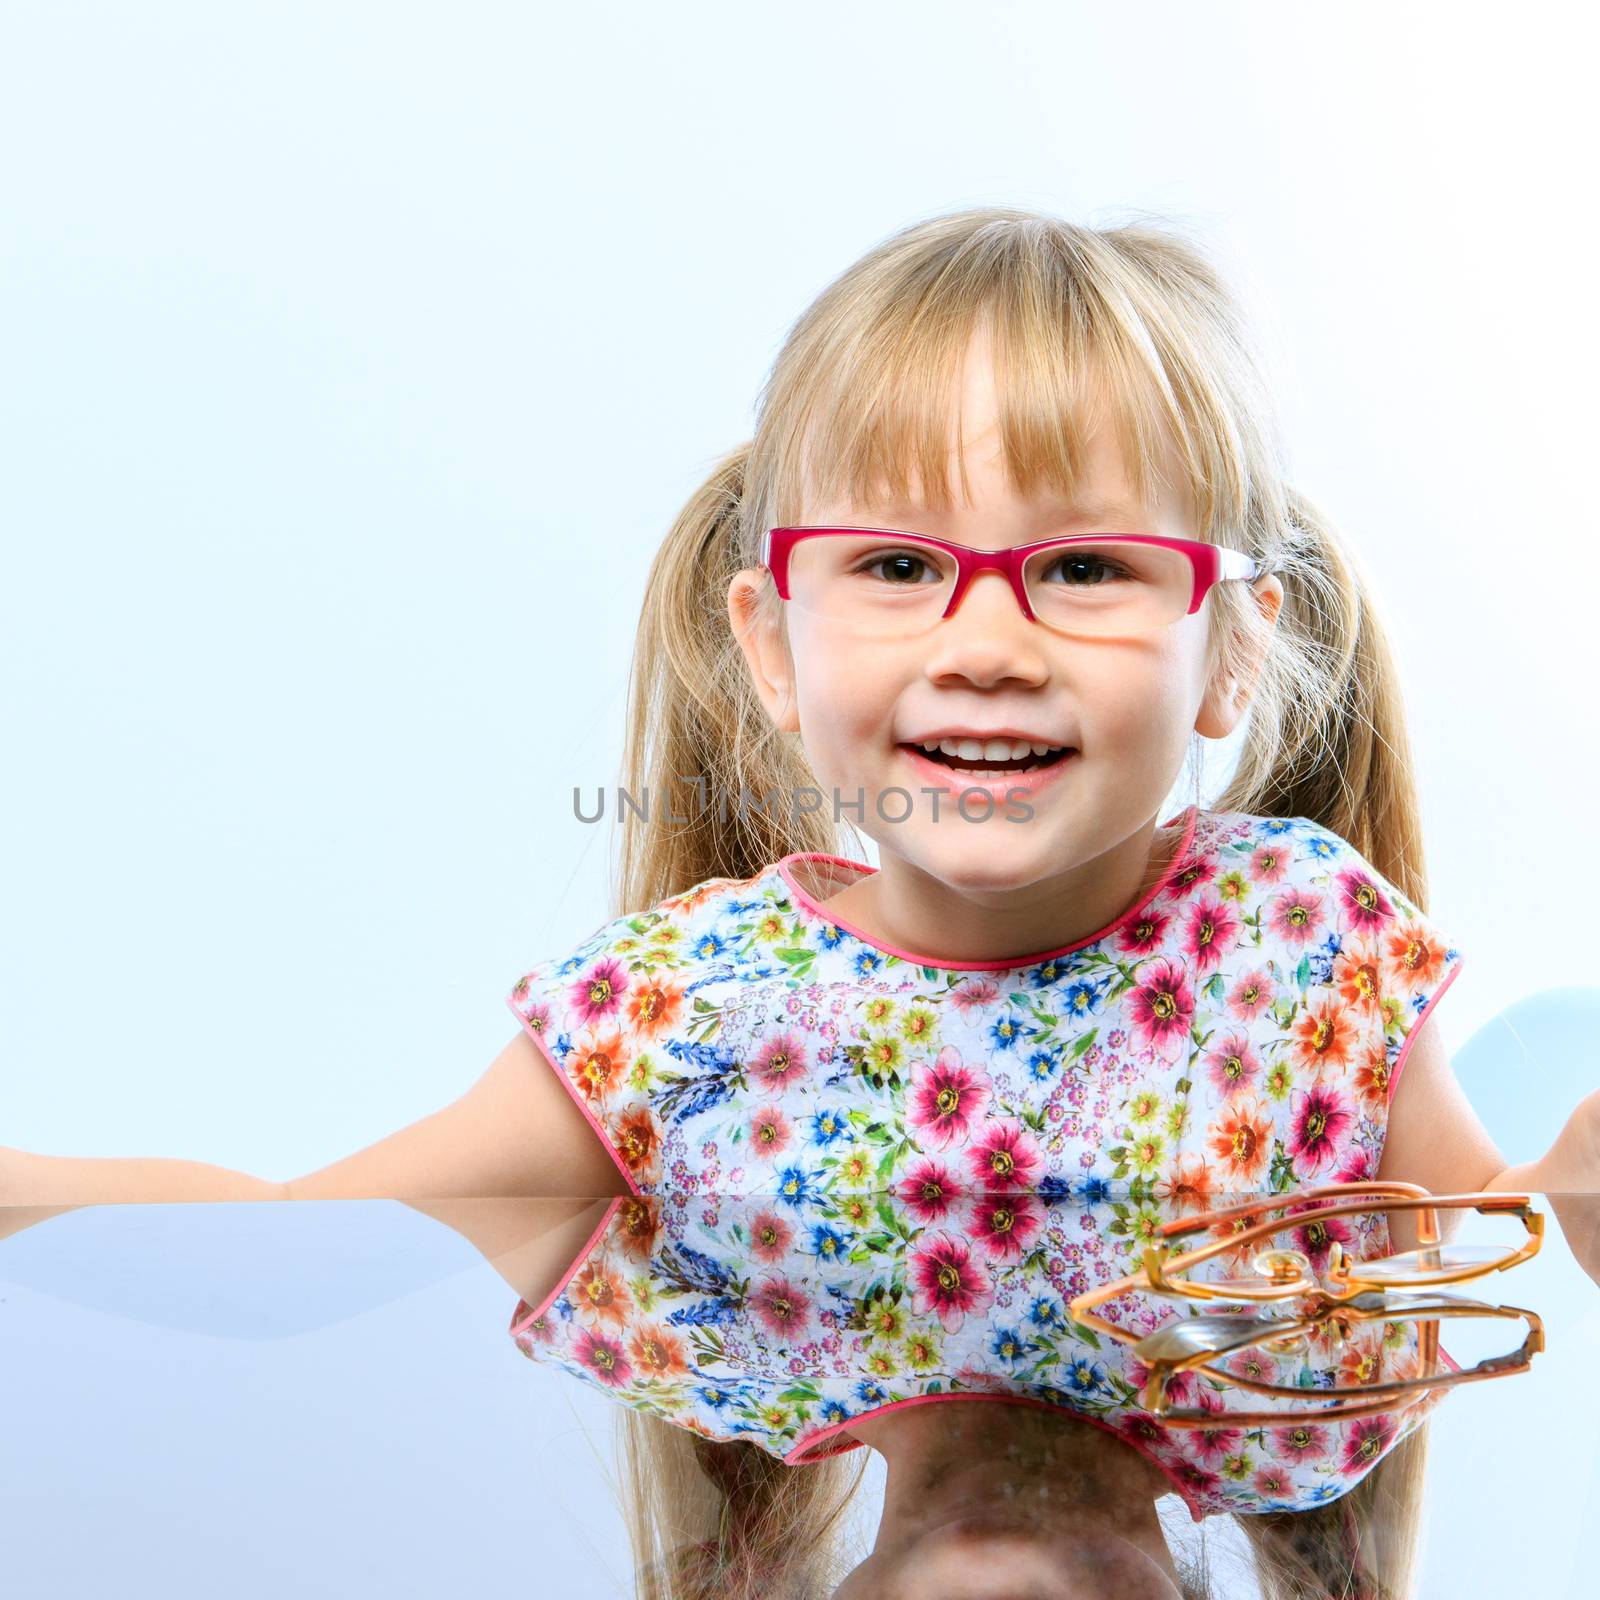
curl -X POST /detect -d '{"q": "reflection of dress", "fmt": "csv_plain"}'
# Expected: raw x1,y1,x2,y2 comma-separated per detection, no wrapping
505,806,1468,1521
509,1188,1461,1522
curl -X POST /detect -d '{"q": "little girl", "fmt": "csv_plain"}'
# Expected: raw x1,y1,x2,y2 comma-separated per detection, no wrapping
7,207,1595,1600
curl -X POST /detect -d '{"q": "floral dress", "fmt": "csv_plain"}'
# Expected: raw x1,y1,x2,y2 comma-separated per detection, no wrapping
505,806,1469,1521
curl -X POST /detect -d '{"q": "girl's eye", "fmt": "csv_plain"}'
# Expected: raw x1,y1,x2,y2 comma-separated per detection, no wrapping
852,548,944,585
1041,553,1133,585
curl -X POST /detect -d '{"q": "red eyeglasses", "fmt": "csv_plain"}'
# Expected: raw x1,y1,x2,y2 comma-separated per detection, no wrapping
760,526,1266,639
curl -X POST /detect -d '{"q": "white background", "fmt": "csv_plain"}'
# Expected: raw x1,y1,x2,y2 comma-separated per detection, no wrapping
3,4,1597,1596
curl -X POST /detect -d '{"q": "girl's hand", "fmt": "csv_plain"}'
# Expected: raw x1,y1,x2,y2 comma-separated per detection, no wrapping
1533,1091,1600,1291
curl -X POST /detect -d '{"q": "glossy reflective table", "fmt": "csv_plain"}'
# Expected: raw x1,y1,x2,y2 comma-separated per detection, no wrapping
3,1194,1597,1598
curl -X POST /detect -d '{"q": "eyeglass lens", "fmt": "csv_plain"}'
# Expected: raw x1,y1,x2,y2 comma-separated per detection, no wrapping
785,533,1193,637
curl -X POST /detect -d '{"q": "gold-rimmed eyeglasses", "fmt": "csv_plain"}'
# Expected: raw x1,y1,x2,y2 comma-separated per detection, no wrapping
1067,1180,1546,1430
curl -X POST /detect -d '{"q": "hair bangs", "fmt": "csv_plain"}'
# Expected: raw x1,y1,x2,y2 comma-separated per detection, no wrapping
773,222,1232,537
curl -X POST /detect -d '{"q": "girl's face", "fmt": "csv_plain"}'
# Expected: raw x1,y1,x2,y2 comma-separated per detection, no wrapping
729,336,1282,914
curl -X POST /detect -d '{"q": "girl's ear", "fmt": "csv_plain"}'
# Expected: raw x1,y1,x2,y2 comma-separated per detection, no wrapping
1194,573,1283,739
728,570,801,733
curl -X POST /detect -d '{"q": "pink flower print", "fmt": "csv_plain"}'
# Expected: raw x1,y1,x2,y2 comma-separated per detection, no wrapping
1338,1411,1399,1476
1287,1082,1357,1177
1280,1201,1359,1278
1187,1385,1246,1465
568,956,629,1027
909,1231,994,1333
949,974,1003,1019
896,1157,961,1222
1333,865,1398,938
1182,893,1241,978
1250,840,1292,886
969,1192,1044,1261
1114,903,1172,958
749,1273,814,1339
1269,1420,1332,1462
907,1046,992,1150
964,1119,1044,1190
1126,958,1195,1058
1166,844,1218,901
516,997,553,1039
1253,1463,1295,1500
572,1328,633,1389
1170,1458,1223,1504
749,1030,809,1091
1266,884,1326,947
1226,967,1276,1022
748,1105,794,1162
1201,1031,1264,1100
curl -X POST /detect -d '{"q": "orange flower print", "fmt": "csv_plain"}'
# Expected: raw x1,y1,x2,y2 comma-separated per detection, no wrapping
1382,918,1448,996
568,956,630,1027
571,1261,631,1327
1349,1040,1393,1110
1332,935,1386,1016
615,1197,664,1259
614,1107,660,1175
571,1029,627,1103
1206,1096,1275,1186
628,1323,689,1380
1155,1151,1216,1213
1287,990,1361,1078
625,978,684,1040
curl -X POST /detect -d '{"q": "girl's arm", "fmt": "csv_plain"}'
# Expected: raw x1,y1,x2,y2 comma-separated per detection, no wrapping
2,1028,626,1242
1377,1014,1600,1281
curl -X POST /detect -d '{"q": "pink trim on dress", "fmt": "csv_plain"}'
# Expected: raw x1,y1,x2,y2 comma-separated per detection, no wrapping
507,1196,626,1335
1384,956,1466,1109
504,995,644,1198
785,1390,1210,1522
776,803,1201,971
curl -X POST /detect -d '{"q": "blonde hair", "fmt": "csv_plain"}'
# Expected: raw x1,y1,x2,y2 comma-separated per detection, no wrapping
603,206,1436,1599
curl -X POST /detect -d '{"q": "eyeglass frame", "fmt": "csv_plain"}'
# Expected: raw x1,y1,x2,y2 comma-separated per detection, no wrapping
1066,1179,1546,1430
760,525,1267,629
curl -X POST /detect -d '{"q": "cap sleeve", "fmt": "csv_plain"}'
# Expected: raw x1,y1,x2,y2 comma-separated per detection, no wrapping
1298,818,1465,1109
506,912,664,1196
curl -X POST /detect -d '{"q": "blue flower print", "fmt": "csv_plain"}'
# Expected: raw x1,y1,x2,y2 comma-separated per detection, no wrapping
991,1327,1030,1363
808,1224,850,1263
810,1107,847,1145
818,1398,852,1426
774,1165,823,1208
1059,978,1106,1021
986,1010,1035,1054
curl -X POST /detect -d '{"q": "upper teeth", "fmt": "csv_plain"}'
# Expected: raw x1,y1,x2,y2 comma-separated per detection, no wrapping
917,737,1067,761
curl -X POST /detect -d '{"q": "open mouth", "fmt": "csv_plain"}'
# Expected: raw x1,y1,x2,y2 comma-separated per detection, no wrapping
899,744,1076,775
